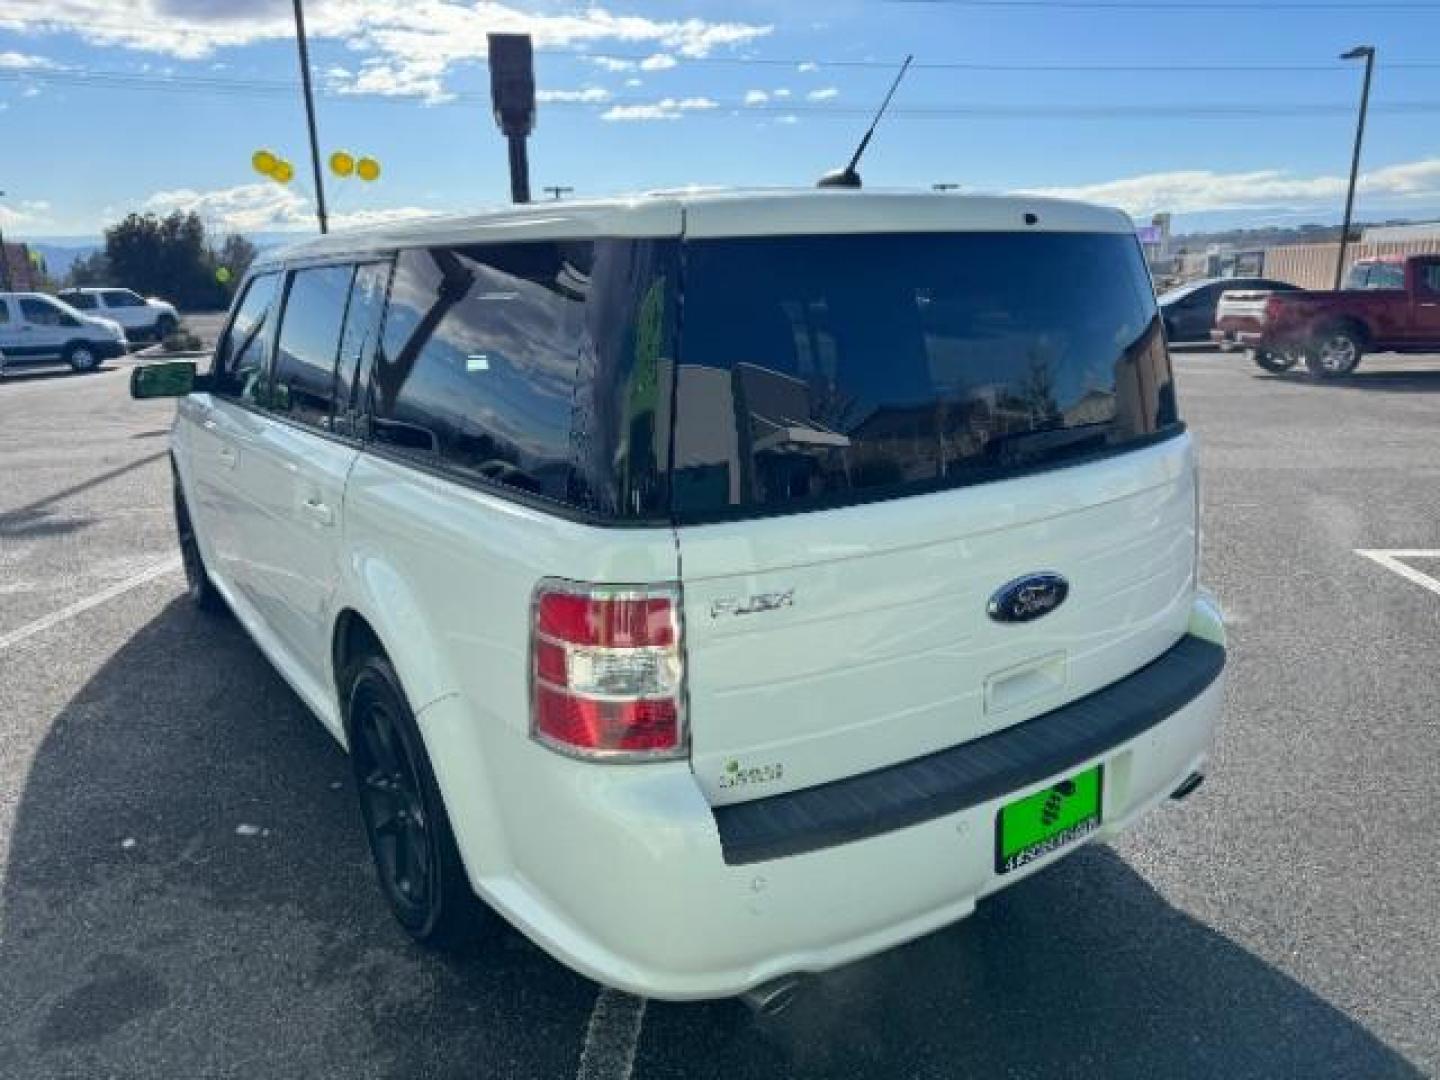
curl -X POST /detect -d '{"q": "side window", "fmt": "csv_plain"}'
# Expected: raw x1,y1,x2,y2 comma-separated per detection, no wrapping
1421,263,1440,295
1370,263,1405,290
371,244,586,502
66,293,99,311
213,272,281,404
102,290,146,308
270,264,354,429
0,301,9,325
333,261,392,436
20,298,78,327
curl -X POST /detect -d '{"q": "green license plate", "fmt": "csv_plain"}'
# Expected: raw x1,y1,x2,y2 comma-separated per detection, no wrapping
995,764,1103,874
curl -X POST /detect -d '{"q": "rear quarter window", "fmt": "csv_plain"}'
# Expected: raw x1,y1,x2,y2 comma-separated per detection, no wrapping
369,241,676,518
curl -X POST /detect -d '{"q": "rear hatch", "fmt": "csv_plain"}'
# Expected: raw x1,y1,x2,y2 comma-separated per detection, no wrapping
668,225,1195,806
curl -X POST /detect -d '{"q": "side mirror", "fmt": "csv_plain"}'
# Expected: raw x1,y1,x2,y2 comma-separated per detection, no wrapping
131,359,202,399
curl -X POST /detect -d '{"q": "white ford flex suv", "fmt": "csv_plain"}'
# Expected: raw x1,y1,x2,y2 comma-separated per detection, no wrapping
132,190,1226,1004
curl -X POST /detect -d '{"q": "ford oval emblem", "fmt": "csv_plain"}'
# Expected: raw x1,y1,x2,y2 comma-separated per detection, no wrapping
988,573,1069,624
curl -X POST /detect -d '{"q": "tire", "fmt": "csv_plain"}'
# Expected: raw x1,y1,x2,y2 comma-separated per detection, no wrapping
174,482,225,613
64,342,101,373
345,652,489,946
1254,348,1298,373
1305,324,1365,379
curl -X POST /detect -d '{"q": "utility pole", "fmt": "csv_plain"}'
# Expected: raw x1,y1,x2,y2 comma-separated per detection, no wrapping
292,0,329,234
1335,45,1374,289
543,186,573,201
0,189,10,291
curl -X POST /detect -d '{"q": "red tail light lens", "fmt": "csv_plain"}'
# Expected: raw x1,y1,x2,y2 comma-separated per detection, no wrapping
1263,295,1283,323
531,582,686,760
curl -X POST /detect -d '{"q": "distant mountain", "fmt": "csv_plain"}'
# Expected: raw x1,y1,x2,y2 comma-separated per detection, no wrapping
23,241,102,279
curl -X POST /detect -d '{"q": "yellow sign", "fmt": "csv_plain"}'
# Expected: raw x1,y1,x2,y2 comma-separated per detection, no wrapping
251,149,278,176
356,157,381,182
329,150,355,177
272,160,295,184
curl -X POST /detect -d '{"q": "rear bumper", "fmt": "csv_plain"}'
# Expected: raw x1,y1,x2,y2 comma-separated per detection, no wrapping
1210,329,1264,348
434,599,1226,1001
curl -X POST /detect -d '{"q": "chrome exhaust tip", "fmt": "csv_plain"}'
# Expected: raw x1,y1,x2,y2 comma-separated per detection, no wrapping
739,976,806,1017
1170,771,1205,801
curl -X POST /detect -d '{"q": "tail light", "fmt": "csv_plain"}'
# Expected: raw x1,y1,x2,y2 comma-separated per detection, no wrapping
530,581,687,760
1263,295,1284,323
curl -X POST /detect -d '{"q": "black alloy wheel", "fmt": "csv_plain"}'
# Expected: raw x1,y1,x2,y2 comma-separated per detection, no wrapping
346,654,483,944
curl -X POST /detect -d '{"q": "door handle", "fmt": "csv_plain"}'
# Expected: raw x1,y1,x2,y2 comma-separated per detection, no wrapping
301,498,334,527
217,445,237,469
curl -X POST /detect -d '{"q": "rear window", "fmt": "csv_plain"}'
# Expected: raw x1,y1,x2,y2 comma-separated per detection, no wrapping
63,292,99,310
672,231,1177,521
1345,262,1405,290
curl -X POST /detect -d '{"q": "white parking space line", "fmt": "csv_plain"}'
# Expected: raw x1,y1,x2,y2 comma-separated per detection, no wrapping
0,555,182,653
1355,550,1440,598
575,988,647,1080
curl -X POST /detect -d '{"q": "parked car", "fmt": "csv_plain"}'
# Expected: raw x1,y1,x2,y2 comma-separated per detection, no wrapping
1158,276,1299,344
57,287,179,343
0,291,129,373
130,191,1226,1004
1249,254,1440,377
1211,283,1304,353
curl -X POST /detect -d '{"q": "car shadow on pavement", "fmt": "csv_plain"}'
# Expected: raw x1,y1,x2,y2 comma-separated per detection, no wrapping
0,599,599,1080
1254,367,1440,393
0,601,1423,1080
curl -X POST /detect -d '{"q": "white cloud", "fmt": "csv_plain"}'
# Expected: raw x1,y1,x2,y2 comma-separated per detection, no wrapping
589,56,636,72
797,61,818,73
773,87,791,98
807,86,838,101
140,182,437,233
329,56,453,103
601,96,717,122
0,50,60,69
537,86,610,103
1021,158,1440,216
639,52,677,71
744,89,768,105
624,76,642,87
776,114,800,125
0,2,771,96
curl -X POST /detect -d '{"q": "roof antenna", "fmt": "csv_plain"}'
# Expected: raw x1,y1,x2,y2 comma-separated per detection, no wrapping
817,54,914,189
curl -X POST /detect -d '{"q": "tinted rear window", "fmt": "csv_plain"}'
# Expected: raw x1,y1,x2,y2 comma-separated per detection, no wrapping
371,240,677,518
672,231,1177,521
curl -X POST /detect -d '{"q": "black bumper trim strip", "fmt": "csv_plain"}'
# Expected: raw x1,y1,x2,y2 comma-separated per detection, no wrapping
712,634,1225,866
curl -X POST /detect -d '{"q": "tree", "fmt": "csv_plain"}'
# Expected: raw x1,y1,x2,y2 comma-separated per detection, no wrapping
66,250,112,287
104,211,224,310
215,233,258,293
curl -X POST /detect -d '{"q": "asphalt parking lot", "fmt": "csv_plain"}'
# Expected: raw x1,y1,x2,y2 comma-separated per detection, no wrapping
2,348,1438,1079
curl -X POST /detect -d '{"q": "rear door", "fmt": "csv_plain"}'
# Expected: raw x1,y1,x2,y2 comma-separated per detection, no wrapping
670,229,1194,805
1410,258,1440,343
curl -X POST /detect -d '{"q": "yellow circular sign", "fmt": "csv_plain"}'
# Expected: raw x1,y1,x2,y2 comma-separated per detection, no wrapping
272,160,295,184
356,157,381,183
252,149,278,176
329,150,355,177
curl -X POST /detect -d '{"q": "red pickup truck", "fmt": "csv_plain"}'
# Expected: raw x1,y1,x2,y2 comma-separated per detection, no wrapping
1216,254,1440,378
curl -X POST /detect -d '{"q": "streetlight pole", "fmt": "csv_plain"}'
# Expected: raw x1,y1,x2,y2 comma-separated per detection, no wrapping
1335,45,1374,290
291,0,329,234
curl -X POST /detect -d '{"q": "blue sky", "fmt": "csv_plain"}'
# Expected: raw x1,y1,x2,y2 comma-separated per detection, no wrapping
1,0,1439,240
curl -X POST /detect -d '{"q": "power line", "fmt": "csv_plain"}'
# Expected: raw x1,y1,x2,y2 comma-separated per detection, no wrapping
895,0,1440,9
4,68,1440,119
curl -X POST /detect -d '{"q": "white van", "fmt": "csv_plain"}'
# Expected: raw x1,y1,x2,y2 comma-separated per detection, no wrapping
133,190,1226,1004
0,291,129,373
